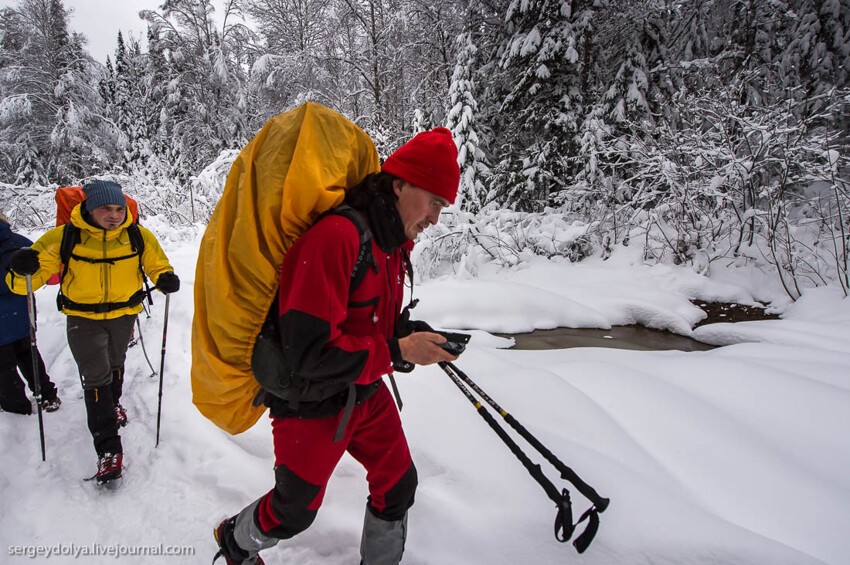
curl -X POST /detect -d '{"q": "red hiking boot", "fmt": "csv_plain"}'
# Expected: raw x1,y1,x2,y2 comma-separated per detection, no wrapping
94,452,123,485
40,396,62,412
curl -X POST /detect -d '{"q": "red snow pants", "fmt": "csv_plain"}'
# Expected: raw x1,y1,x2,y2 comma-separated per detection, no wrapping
255,381,418,539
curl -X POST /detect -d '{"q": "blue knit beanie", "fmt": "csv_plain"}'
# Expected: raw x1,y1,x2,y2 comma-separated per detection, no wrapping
83,180,125,210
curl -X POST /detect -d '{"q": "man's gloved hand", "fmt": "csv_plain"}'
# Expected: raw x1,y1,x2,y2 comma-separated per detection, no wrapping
10,248,40,276
156,271,180,294
395,302,434,337
409,320,435,333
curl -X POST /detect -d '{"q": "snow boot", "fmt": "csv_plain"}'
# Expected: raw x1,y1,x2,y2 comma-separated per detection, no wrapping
40,395,61,413
360,507,408,565
0,399,32,415
0,366,32,414
213,517,265,565
94,452,123,486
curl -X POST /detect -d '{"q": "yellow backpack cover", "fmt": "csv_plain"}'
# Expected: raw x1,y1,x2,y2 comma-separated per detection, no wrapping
191,102,380,434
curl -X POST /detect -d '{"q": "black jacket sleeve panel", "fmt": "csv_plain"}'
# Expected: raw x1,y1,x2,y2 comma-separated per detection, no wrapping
277,309,368,386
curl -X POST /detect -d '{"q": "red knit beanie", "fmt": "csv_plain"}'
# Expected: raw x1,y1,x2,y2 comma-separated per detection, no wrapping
382,127,460,204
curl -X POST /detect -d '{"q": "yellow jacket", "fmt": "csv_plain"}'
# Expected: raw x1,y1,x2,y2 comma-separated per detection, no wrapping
6,205,174,320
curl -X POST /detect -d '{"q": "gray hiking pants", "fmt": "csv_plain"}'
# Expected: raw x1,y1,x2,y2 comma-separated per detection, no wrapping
232,500,408,564
66,315,136,390
67,314,136,456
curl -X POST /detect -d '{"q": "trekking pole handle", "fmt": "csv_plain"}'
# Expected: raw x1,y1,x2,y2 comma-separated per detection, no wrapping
25,274,36,331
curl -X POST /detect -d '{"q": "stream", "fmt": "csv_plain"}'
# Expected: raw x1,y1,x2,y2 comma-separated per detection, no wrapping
497,325,715,352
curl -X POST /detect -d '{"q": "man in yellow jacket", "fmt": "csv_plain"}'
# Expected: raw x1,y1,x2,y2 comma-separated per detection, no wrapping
5,180,179,486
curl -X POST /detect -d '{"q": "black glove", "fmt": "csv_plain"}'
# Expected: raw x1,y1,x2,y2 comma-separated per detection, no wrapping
10,248,40,276
395,299,435,338
388,338,415,373
156,271,180,294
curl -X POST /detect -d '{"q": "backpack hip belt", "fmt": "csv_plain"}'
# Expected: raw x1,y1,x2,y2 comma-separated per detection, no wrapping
57,288,149,314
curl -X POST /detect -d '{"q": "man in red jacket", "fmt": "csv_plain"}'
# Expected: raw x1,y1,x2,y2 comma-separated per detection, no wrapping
213,128,461,565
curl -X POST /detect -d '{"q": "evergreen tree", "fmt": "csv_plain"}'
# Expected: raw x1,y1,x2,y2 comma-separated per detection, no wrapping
721,0,789,106
107,33,162,176
569,3,678,226
140,0,254,182
447,31,488,212
143,24,172,171
99,55,116,108
597,3,675,125
485,0,592,211
113,32,135,166
664,0,714,121
782,0,850,97
0,0,114,184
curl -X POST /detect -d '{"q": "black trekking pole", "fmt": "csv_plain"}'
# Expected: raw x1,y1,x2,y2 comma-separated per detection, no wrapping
25,274,46,461
439,361,609,553
155,294,170,447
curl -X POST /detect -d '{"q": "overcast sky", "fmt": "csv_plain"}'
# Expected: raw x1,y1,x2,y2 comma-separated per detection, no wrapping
70,0,164,63
1,0,226,64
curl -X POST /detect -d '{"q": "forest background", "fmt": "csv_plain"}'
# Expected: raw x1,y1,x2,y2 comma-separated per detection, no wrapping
1,0,849,303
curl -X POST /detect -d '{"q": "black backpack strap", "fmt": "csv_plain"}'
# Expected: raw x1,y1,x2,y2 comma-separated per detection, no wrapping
334,384,357,442
59,223,79,270
127,223,154,306
56,223,80,311
326,205,406,415
127,222,145,256
318,204,375,290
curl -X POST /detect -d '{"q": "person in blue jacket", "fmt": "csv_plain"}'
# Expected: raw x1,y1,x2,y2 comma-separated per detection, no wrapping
0,213,61,415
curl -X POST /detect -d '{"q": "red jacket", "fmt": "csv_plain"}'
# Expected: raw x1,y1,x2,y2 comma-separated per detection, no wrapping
269,212,410,417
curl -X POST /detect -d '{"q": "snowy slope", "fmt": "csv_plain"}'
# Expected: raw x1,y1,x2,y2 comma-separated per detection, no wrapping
1,217,849,564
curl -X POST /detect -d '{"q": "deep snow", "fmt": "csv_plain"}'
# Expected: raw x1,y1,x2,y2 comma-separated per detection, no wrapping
1,215,849,564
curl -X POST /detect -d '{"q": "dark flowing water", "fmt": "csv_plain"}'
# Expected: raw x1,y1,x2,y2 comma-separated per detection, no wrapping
496,301,779,351
497,325,715,352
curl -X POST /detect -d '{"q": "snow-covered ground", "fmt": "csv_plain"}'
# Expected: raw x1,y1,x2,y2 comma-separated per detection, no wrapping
1,216,849,564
